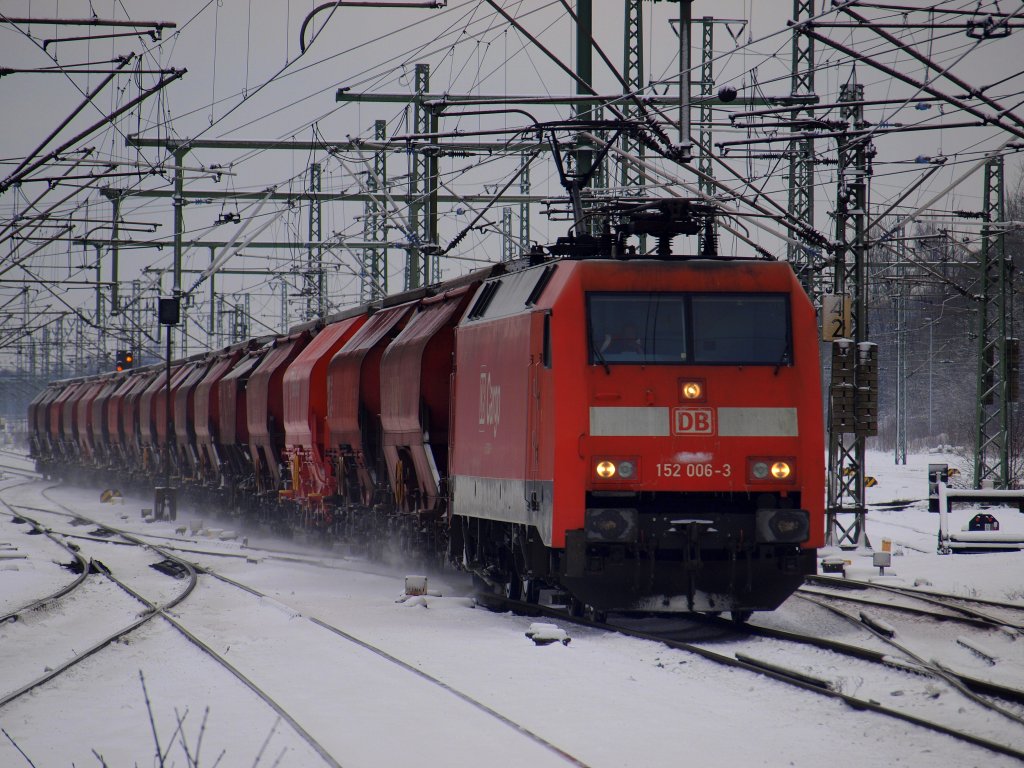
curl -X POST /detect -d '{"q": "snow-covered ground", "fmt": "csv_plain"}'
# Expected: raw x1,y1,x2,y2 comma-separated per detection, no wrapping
1,448,1022,767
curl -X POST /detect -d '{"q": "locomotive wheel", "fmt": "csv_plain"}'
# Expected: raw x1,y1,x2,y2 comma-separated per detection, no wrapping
585,605,608,623
521,577,541,605
730,610,752,625
568,597,583,618
471,574,505,610
502,575,522,601
568,598,606,623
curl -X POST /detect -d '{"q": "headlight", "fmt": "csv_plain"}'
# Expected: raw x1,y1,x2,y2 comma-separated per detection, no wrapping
593,457,640,482
747,457,796,483
679,378,706,401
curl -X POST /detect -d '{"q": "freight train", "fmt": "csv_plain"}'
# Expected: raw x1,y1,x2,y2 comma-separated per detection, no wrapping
28,202,824,620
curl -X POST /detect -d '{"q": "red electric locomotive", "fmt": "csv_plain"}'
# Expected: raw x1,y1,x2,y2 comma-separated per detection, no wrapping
449,254,823,617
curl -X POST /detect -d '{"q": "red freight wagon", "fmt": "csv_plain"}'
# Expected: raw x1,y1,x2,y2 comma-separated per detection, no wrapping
450,258,823,616
173,357,213,475
90,375,122,465
105,371,140,466
121,368,160,466
194,346,245,485
43,382,68,461
281,313,367,509
54,380,87,460
154,363,194,450
218,339,275,488
379,285,476,517
28,383,62,462
246,329,313,495
327,302,415,506
75,378,108,464
137,369,167,454
73,380,100,462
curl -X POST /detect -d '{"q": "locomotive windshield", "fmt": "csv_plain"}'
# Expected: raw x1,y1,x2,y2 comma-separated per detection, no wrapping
587,292,791,366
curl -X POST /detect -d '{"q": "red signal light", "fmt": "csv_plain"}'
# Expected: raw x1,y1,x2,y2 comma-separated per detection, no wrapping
115,349,134,372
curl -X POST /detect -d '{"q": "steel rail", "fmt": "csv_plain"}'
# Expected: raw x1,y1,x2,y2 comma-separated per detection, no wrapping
9,502,358,570
476,591,1024,762
0,489,196,710
723,611,1024,707
149,607,345,768
24,491,587,768
794,593,1024,729
0,486,91,624
805,575,1024,631
188,565,591,768
0,461,43,479
799,583,1007,629
31,486,344,768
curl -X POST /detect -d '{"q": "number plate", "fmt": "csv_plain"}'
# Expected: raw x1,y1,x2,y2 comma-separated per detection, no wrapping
656,462,732,479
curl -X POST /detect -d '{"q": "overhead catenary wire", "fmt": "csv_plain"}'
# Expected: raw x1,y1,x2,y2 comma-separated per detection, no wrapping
2,0,1023,368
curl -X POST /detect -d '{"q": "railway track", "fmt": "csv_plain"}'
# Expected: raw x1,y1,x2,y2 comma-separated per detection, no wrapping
1,481,591,768
7,475,1023,765
0,479,91,625
0,516,196,710
476,590,1024,762
803,574,1024,631
0,459,41,480
0,485,341,766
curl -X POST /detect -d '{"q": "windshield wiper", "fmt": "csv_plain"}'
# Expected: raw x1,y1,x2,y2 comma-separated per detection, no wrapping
591,336,611,375
773,346,791,376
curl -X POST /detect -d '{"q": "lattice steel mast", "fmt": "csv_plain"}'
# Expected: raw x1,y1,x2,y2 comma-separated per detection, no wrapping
974,155,1015,488
826,80,876,549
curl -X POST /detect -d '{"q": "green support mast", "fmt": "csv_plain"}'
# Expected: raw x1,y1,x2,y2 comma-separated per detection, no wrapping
973,155,1014,488
788,0,817,296
826,80,875,550
362,120,388,302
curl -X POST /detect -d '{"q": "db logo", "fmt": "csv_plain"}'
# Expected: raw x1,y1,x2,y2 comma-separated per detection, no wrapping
673,407,714,435
478,370,501,437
